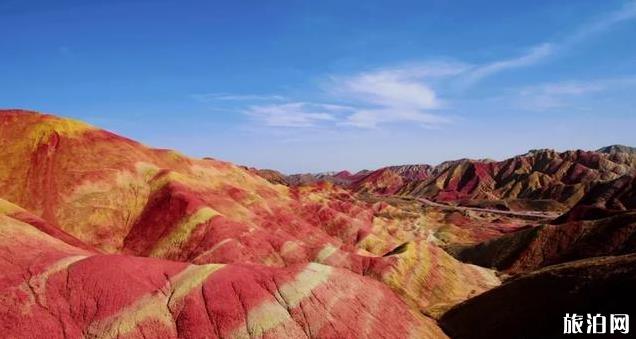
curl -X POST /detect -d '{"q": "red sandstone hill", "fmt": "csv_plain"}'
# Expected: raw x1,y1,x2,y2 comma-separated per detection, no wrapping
285,170,370,186
266,147,636,214
350,165,433,195
242,167,289,186
598,144,636,155
448,211,636,274
1,110,506,338
383,149,635,208
554,174,636,222
446,175,636,274
440,171,636,336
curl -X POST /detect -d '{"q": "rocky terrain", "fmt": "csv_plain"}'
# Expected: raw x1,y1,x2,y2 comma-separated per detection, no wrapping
440,254,636,339
273,147,636,215
1,109,634,338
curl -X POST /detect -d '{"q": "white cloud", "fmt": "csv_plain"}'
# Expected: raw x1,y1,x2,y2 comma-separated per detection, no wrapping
329,63,463,128
339,69,440,109
345,108,450,128
566,1,636,45
517,80,614,110
191,93,286,102
210,63,462,129
462,43,554,86
459,1,636,86
528,82,605,95
244,102,343,127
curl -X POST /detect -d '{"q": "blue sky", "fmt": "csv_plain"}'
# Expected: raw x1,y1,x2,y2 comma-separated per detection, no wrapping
2,0,636,173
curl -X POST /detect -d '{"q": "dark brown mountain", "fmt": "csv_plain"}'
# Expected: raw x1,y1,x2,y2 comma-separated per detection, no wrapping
440,254,636,339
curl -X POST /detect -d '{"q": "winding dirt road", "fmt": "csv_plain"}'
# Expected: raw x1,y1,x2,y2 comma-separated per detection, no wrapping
416,198,559,220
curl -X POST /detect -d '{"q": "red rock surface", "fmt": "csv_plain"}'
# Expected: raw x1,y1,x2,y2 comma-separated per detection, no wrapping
243,167,289,186
274,149,636,213
555,174,636,222
351,165,432,195
284,171,368,186
0,110,504,338
0,207,443,338
449,211,636,274
448,175,636,274
397,150,635,207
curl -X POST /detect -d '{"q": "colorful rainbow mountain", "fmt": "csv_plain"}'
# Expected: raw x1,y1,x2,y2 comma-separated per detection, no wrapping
1,109,634,339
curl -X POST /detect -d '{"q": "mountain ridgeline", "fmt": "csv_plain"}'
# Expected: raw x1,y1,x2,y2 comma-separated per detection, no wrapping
265,146,636,213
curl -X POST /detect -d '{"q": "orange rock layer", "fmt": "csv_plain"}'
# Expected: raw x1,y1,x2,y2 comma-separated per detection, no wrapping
0,110,502,338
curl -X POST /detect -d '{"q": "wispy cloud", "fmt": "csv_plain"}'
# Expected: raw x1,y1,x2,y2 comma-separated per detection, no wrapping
338,69,440,110
330,64,463,127
565,0,636,45
196,63,462,129
517,81,606,110
244,102,344,127
460,1,636,86
461,43,554,86
514,76,636,111
191,93,286,102
344,108,450,128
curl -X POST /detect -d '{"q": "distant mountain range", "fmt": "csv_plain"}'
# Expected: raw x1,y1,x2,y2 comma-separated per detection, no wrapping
597,144,636,154
255,145,636,213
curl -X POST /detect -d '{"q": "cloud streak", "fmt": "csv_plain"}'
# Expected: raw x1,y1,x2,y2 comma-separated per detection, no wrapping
460,1,636,86
565,0,636,45
331,64,461,127
192,93,286,102
200,63,461,129
516,81,606,110
515,76,636,111
244,102,344,127
462,43,554,86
